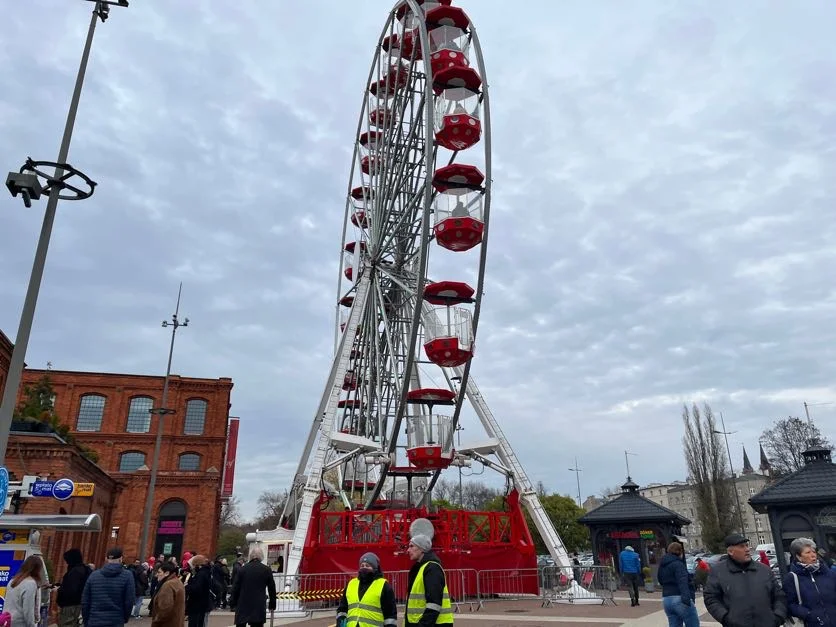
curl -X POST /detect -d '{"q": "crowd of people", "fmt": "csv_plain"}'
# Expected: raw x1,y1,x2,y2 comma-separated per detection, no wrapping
649,533,836,627
0,545,278,627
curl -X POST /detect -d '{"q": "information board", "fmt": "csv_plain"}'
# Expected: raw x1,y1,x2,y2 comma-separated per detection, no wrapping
0,530,30,612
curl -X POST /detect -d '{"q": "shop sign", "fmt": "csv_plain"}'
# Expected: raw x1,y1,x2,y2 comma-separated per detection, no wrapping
816,506,836,528
158,520,184,535
610,531,639,539
640,529,655,540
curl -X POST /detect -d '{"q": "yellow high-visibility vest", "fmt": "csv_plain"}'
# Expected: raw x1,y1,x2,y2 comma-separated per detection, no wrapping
346,577,387,627
406,562,453,625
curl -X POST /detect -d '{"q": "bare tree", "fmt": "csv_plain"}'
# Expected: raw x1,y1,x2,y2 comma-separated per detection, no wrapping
220,496,241,528
599,485,623,501
760,416,833,477
460,481,501,510
682,403,736,552
255,490,287,529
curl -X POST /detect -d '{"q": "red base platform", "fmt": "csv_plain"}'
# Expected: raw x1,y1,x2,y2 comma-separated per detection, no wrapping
296,489,537,598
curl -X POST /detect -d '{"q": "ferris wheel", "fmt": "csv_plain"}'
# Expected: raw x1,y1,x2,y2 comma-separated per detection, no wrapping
280,0,571,578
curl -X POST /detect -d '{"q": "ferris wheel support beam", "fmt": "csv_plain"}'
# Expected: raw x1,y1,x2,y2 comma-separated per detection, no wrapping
459,372,570,569
284,274,373,577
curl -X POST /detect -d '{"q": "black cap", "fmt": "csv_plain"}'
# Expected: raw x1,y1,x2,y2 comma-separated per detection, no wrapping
106,547,123,559
724,533,749,547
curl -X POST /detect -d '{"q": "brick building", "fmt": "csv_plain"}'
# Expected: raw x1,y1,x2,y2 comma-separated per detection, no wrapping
0,332,235,563
19,368,234,561
6,431,119,572
0,330,12,400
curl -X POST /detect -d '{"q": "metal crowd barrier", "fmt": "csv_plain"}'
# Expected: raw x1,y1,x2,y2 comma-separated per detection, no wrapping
539,565,617,607
270,564,617,617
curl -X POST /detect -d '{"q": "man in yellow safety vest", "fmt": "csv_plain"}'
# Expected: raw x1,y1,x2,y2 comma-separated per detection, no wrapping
406,535,453,627
336,553,397,627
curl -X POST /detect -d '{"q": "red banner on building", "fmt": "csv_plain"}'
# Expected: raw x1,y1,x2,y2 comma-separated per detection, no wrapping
222,417,240,497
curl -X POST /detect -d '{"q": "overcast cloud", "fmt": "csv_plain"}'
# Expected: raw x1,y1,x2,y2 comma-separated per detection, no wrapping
1,1,835,521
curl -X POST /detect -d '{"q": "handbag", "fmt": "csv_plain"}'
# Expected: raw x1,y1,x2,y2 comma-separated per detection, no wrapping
784,572,801,626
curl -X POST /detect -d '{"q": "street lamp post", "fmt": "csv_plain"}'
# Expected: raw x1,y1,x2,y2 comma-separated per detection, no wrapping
568,458,582,507
713,412,746,534
0,0,129,465
137,285,189,562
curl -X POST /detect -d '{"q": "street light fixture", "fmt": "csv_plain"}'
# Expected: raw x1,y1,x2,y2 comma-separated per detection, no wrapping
137,285,189,563
0,0,129,465
568,458,582,507
712,412,746,534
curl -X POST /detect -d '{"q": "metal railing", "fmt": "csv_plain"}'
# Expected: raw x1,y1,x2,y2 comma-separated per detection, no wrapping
270,564,618,616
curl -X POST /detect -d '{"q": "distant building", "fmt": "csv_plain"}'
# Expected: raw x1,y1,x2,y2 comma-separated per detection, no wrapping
0,331,236,563
639,447,773,549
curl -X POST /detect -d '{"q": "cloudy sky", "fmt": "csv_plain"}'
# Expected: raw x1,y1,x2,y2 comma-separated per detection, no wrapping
1,1,835,522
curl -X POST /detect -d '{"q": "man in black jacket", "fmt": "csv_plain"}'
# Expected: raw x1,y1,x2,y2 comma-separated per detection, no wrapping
56,548,92,627
704,534,787,627
230,547,277,627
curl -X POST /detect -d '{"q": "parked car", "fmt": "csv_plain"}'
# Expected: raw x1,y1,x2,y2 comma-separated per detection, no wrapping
685,555,697,574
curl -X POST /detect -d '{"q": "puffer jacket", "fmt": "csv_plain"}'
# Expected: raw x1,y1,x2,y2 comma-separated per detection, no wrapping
784,561,836,627
704,556,787,627
657,553,694,602
81,563,134,627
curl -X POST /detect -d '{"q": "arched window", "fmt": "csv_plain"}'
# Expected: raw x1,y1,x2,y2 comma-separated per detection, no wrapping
119,451,146,472
76,394,106,432
126,396,153,433
178,453,201,471
184,399,207,435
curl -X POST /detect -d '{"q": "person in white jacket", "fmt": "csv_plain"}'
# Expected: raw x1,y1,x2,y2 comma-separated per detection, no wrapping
4,555,46,627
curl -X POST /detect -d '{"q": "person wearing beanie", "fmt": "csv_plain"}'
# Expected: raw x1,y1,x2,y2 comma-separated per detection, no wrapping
406,536,453,627
336,552,396,627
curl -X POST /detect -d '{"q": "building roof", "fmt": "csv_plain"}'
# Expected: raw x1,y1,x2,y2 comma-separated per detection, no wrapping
579,477,692,526
0,329,12,350
750,447,836,509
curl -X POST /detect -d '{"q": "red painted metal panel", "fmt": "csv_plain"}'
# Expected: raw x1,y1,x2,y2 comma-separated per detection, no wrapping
299,489,537,595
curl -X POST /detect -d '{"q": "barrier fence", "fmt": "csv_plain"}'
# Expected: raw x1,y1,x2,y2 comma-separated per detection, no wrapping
271,564,619,615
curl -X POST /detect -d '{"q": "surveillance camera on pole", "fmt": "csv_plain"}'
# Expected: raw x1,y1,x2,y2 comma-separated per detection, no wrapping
0,0,129,466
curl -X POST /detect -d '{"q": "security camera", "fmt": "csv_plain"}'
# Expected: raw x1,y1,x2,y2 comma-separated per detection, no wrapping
6,172,42,208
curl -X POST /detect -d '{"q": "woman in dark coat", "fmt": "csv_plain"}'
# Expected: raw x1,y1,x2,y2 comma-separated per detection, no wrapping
230,547,277,627
784,537,836,627
185,555,215,627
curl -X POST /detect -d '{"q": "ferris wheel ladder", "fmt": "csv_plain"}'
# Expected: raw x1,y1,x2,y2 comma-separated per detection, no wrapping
418,306,570,569
459,371,572,570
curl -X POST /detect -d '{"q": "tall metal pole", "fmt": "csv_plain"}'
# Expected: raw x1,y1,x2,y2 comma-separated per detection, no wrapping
0,1,125,464
624,450,637,478
716,413,746,534
137,285,188,561
804,402,811,424
568,458,582,507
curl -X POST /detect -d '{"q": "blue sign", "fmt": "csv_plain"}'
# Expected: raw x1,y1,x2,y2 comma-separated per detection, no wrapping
0,468,7,516
52,478,74,502
31,481,55,497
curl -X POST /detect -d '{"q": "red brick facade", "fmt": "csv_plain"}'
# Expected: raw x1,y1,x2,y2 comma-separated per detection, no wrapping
0,335,234,564
5,432,119,573
0,330,12,401
18,368,234,562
